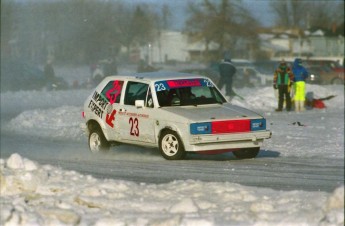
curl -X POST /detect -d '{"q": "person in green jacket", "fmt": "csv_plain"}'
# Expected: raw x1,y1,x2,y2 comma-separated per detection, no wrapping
273,61,294,111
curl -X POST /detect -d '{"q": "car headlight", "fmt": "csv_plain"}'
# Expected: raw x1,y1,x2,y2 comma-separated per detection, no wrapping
190,122,212,134
250,118,266,131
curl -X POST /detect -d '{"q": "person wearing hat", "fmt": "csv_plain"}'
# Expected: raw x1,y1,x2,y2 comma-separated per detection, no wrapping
273,61,294,111
218,56,237,100
292,58,309,111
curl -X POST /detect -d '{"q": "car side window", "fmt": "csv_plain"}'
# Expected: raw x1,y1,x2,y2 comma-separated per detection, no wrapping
124,81,149,106
101,80,124,104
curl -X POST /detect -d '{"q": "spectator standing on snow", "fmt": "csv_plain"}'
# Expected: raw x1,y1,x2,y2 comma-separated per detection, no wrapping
104,58,118,76
273,61,294,111
92,65,104,85
44,59,57,89
218,57,237,100
292,58,309,111
44,59,55,81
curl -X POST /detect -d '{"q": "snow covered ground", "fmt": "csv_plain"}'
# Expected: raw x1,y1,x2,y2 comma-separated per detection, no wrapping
0,153,343,226
0,66,344,225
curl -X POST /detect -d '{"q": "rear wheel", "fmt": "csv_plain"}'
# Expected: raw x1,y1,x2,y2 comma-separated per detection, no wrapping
88,126,110,153
233,147,260,159
331,78,343,85
159,130,186,160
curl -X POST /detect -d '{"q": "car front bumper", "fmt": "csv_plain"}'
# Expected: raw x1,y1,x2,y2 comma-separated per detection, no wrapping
186,130,272,152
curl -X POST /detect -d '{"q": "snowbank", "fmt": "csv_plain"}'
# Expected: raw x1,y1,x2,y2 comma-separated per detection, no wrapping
1,153,343,226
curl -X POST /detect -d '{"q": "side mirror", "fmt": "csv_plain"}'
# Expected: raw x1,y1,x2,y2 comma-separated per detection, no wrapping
135,100,145,108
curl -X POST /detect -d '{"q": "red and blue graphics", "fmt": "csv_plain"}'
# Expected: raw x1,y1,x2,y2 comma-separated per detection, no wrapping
190,118,266,134
155,78,213,91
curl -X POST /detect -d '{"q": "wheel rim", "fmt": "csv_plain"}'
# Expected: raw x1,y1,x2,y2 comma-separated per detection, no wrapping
89,132,101,153
161,134,179,156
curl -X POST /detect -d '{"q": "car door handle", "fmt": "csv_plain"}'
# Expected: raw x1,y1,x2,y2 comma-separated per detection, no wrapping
119,108,126,112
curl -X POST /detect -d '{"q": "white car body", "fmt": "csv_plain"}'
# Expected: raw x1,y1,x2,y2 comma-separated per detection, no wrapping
83,71,271,160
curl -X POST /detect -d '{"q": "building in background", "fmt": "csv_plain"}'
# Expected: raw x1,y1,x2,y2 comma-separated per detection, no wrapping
137,28,344,65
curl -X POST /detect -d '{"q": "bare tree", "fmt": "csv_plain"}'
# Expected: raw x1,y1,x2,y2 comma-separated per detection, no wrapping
270,0,344,30
1,1,17,57
1,0,160,64
184,0,259,61
161,4,172,30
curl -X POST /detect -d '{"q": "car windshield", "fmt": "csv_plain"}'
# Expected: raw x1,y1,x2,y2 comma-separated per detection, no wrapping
155,78,226,107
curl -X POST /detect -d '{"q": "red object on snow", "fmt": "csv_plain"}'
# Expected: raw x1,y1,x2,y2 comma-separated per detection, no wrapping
313,99,326,109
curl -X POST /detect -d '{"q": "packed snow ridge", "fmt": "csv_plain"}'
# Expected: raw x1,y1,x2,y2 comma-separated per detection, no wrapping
0,153,343,226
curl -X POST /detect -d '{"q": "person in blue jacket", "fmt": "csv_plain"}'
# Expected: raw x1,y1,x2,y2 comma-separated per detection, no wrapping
292,58,309,111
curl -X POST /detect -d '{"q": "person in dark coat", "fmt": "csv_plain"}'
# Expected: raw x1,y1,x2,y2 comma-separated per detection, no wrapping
104,58,118,76
44,59,55,82
218,57,237,100
273,61,294,111
44,59,58,89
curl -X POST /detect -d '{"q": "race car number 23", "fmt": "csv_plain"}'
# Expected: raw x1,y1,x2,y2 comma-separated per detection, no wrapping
129,117,139,136
155,83,166,92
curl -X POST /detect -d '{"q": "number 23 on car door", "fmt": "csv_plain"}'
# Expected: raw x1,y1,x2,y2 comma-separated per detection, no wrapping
117,81,156,143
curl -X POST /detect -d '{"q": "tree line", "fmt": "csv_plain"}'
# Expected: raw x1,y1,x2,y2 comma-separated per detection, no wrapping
1,0,343,64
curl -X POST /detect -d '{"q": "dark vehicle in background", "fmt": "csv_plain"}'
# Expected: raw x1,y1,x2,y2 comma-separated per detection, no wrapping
1,58,68,92
305,67,322,84
305,59,343,72
307,66,344,85
305,60,344,85
234,66,273,87
1,58,46,91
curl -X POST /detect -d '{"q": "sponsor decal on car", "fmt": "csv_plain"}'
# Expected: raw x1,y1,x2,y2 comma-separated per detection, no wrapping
92,91,108,110
155,78,214,91
105,109,117,128
105,80,122,104
88,99,104,119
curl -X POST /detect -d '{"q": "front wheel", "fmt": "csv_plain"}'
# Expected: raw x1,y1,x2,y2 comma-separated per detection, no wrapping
233,147,260,159
159,130,186,160
88,127,110,153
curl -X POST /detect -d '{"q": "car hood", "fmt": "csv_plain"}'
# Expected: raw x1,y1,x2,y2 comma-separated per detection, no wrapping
161,103,262,122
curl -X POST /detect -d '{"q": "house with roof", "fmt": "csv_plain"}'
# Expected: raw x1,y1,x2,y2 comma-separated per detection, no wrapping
260,26,344,64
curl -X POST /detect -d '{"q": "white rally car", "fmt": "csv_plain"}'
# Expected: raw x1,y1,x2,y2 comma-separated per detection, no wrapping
83,71,271,160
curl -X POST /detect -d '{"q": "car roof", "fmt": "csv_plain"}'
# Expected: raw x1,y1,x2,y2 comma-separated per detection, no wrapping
105,71,208,82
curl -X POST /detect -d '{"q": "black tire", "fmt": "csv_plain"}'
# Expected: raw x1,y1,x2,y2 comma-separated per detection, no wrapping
233,147,260,159
159,130,186,160
331,78,344,85
88,126,110,153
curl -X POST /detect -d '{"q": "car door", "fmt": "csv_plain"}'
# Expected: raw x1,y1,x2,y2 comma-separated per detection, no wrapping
99,79,124,141
117,81,156,144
